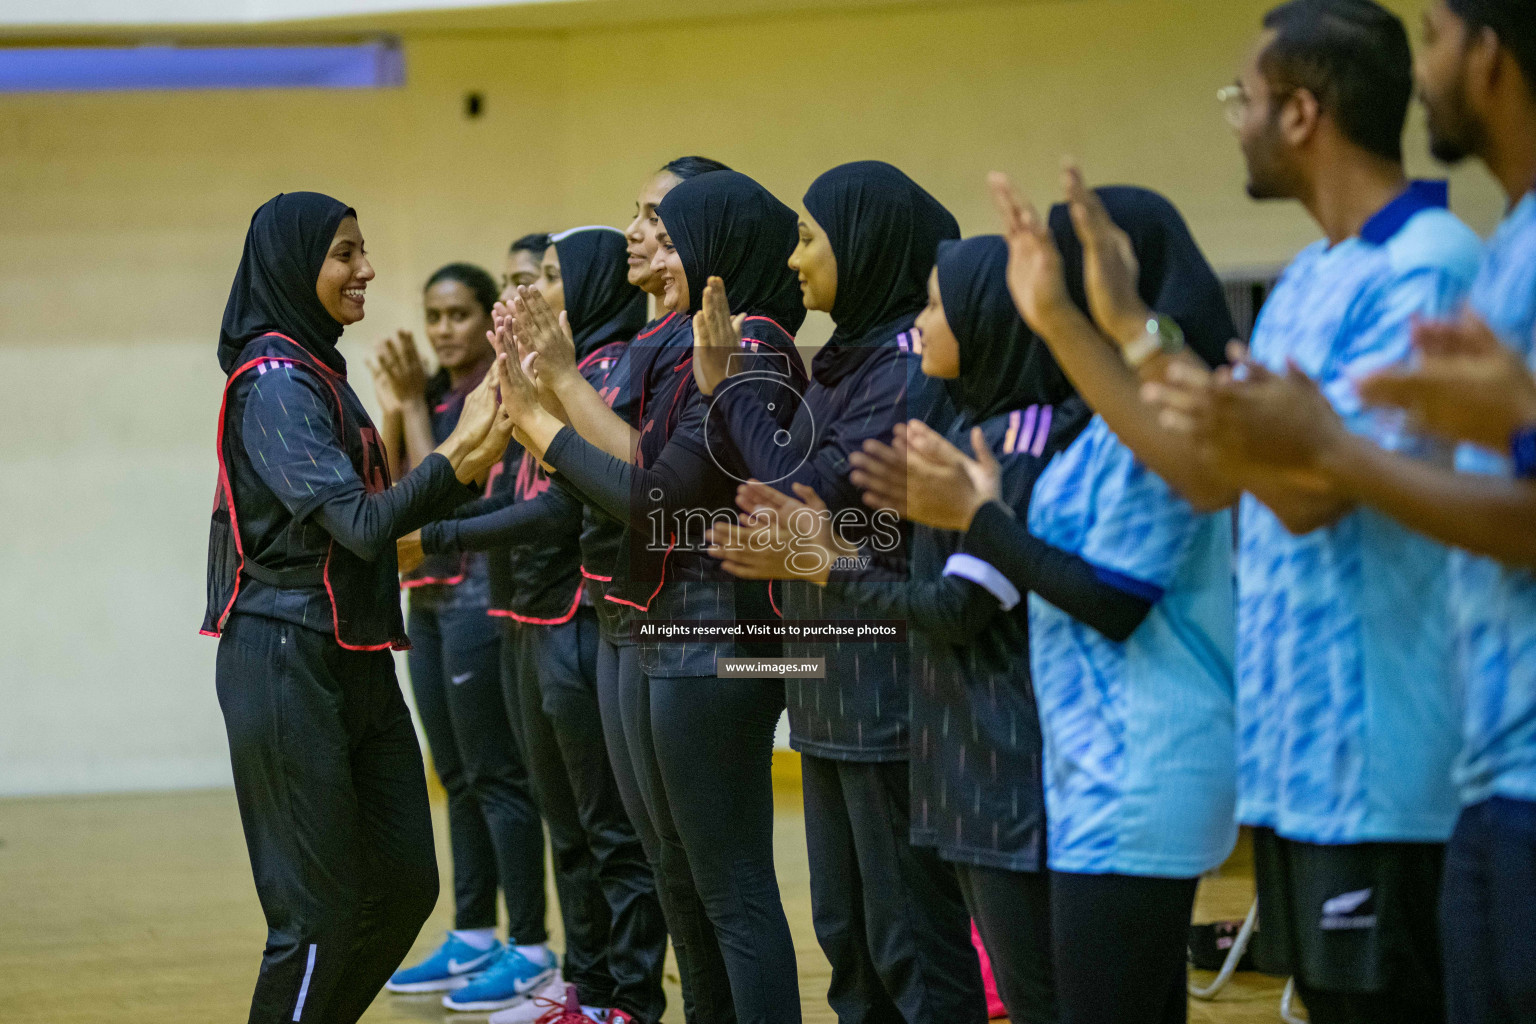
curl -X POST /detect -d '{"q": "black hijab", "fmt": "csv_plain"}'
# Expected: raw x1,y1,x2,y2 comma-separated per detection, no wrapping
803,161,959,385
937,235,1073,425
937,187,1235,424
218,191,354,375
550,225,649,360
1050,186,1234,369
654,170,807,335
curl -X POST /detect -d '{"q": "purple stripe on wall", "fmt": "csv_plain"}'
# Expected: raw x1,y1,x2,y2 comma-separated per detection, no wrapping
0,41,404,93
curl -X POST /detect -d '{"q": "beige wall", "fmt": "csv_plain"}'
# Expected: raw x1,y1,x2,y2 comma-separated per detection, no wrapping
0,0,1507,794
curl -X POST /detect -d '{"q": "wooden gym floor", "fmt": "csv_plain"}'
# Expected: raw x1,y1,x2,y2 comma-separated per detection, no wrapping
0,755,1288,1023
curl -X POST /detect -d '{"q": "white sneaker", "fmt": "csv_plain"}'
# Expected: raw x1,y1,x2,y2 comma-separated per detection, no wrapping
486,973,568,1023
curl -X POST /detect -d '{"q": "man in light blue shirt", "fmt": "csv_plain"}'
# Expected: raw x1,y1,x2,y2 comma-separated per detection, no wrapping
1235,179,1476,852
1172,3,1536,1019
1137,3,1481,1021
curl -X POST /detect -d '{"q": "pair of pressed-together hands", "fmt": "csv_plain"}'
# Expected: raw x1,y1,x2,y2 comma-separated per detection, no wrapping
388,290,574,576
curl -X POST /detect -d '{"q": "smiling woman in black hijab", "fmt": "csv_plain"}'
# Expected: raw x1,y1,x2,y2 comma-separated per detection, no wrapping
496,169,810,1024
654,168,809,334
217,191,353,375
827,235,1097,1024
203,192,512,1024
697,160,987,1024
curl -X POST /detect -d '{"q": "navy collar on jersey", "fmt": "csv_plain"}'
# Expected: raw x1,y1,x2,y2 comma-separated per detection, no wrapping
1360,179,1448,246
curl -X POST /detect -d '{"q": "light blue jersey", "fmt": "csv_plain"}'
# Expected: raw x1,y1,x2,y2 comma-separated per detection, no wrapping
1452,192,1536,807
1029,416,1238,877
1237,182,1482,844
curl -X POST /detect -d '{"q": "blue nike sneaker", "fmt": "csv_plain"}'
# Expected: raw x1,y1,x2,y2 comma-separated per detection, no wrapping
386,932,503,993
442,944,560,1011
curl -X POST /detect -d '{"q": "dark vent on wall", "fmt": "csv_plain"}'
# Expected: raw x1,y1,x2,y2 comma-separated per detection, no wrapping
1220,268,1283,342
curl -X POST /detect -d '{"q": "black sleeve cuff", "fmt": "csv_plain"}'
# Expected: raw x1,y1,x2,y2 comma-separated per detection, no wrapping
421,518,458,556
963,500,1018,563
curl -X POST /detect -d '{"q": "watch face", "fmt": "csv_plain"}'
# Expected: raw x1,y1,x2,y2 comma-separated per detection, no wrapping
1153,316,1185,351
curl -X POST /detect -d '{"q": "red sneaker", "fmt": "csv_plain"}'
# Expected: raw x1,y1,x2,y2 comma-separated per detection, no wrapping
534,984,607,1024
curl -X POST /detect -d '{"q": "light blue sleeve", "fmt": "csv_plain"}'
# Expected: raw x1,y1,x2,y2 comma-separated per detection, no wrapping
1036,419,1198,595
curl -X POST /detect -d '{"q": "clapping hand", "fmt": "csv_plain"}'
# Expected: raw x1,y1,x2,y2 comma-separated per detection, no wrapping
1358,312,1536,451
377,329,430,400
1144,342,1341,486
509,286,578,387
489,320,544,429
366,348,404,417
987,172,1083,340
693,276,745,396
1061,162,1152,347
706,481,854,583
849,422,1001,531
442,360,515,484
1208,354,1344,473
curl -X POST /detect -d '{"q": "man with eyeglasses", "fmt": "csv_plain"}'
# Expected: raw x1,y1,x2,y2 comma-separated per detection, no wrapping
1138,1,1483,1021
1159,3,1536,1020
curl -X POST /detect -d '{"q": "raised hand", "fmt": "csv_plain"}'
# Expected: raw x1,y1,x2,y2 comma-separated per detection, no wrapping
1141,357,1218,438
987,172,1080,338
1208,358,1344,470
457,399,518,485
511,286,578,386
1062,161,1152,346
736,479,808,520
848,435,911,520
379,329,430,400
494,346,545,428
1413,308,1508,360
366,349,404,417
693,276,745,396
902,421,1003,531
456,359,501,437
849,422,1001,531
437,360,504,483
1141,349,1336,495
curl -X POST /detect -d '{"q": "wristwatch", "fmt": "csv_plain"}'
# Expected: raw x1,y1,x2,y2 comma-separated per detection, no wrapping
1511,424,1536,479
1122,314,1186,370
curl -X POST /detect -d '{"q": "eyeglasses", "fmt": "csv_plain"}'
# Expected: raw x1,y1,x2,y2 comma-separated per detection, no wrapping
1217,83,1248,129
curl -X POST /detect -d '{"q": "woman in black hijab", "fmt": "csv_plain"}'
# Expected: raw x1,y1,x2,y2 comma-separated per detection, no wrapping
699,161,987,1024
837,236,1096,1024
497,170,808,1024
379,264,555,1003
546,225,651,360
204,192,512,1024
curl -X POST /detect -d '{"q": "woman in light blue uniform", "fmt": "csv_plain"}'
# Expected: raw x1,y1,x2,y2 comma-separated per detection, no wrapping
876,188,1240,1024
